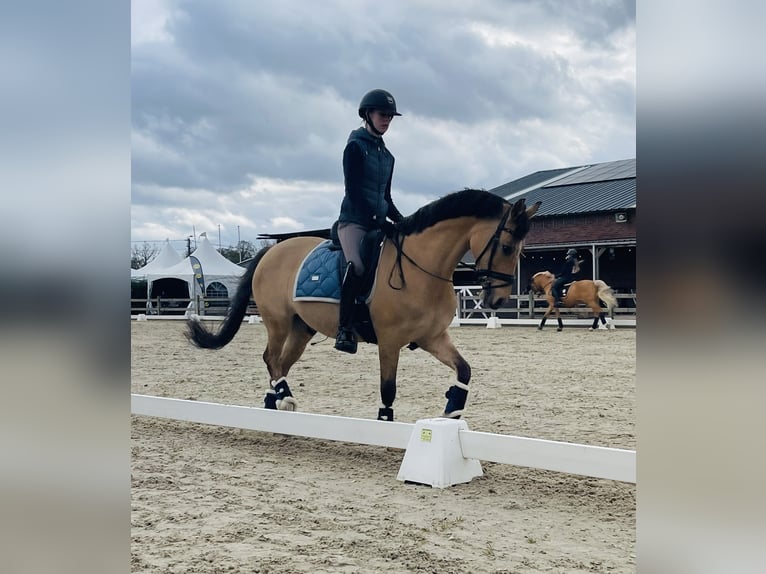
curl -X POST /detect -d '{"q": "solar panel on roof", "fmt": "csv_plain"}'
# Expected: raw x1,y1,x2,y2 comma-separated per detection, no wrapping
487,158,636,216
551,159,635,186
513,179,635,216
488,166,580,198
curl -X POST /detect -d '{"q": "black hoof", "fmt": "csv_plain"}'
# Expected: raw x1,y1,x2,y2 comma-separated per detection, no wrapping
377,407,394,421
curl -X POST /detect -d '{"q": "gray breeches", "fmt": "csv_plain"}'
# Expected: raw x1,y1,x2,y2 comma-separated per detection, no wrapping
337,222,367,277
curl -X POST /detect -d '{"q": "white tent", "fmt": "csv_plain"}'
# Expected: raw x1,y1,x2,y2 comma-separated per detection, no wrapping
144,235,246,303
131,239,184,279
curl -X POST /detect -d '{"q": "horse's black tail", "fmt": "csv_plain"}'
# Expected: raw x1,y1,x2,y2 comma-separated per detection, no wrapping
185,244,274,349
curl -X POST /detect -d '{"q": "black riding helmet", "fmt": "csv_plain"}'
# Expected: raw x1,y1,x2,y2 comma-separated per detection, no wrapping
358,89,402,119
566,248,577,257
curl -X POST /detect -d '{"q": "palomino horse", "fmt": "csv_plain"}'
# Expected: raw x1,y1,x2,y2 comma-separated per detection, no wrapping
187,190,541,421
529,270,617,331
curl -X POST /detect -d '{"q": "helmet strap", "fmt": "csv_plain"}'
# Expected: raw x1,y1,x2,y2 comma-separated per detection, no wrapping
364,111,384,137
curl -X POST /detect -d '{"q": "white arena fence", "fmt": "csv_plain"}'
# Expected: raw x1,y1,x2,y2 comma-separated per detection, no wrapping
131,285,636,328
131,394,636,487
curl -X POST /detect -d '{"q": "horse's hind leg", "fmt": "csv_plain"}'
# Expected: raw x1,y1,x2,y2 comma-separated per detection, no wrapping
261,318,288,409
261,315,316,410
418,331,471,419
588,303,602,330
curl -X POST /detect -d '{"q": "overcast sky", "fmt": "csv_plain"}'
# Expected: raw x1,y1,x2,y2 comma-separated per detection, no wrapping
131,0,635,252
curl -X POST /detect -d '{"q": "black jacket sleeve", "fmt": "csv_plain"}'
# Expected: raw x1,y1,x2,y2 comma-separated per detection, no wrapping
384,157,403,222
342,142,370,214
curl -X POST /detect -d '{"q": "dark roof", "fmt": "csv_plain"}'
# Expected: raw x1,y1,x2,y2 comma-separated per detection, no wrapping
489,166,582,198
489,158,635,217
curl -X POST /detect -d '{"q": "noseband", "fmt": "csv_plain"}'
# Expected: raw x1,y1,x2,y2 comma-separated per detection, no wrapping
473,206,516,291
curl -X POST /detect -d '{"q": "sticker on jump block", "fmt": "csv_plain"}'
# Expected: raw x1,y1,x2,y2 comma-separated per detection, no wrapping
420,429,432,442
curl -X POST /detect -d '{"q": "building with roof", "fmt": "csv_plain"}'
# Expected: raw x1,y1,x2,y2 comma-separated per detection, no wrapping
259,157,636,304
487,158,636,297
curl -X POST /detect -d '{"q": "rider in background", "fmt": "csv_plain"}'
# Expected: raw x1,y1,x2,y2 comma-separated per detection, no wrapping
334,89,405,354
551,248,581,307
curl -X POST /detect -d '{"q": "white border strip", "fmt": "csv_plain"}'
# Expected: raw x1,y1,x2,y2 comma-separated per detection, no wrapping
459,429,635,483
131,394,413,449
131,394,635,483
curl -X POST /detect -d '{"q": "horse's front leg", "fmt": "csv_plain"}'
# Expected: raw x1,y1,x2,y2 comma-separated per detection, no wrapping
418,331,471,419
539,296,554,330
377,344,401,421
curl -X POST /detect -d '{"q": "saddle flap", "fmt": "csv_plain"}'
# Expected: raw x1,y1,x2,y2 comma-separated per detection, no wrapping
293,237,385,303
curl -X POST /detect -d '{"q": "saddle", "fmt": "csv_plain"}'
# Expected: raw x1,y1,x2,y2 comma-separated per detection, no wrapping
293,223,386,344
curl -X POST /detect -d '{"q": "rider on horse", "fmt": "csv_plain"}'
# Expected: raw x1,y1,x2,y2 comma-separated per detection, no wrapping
334,89,405,354
551,248,580,307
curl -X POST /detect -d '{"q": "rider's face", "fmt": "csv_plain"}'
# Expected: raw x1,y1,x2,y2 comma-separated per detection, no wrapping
369,110,394,134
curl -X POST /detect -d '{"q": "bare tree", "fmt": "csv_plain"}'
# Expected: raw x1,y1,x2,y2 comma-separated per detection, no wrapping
131,242,160,269
219,239,274,264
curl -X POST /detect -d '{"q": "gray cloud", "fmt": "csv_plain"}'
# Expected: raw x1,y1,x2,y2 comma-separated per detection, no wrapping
131,0,634,248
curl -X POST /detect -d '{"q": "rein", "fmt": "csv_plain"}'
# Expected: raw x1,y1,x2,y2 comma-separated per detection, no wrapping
385,234,454,290
384,204,516,291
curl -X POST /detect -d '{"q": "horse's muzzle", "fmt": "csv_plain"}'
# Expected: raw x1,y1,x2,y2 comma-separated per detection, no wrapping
481,290,505,310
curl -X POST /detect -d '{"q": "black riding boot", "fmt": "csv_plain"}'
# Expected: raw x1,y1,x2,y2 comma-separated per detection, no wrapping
334,262,362,354
551,280,563,307
551,287,561,307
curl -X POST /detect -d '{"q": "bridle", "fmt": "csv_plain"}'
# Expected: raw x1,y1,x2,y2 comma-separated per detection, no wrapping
385,204,520,292
473,205,517,292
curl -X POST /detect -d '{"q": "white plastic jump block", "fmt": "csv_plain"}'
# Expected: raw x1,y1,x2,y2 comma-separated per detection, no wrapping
397,418,483,488
485,316,501,329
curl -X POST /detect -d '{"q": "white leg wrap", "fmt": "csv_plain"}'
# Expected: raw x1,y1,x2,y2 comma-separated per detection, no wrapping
270,376,287,388
277,397,298,411
272,376,297,411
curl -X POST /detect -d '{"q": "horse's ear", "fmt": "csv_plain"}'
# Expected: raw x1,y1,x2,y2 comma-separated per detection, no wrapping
525,201,542,218
510,198,527,218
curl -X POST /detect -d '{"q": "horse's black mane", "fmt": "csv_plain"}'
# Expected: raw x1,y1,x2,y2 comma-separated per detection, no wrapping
397,189,508,235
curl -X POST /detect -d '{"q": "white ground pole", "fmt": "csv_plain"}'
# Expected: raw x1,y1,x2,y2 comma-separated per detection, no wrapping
132,394,636,487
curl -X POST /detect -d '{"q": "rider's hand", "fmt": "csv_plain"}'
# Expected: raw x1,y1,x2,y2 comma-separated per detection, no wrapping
379,220,398,236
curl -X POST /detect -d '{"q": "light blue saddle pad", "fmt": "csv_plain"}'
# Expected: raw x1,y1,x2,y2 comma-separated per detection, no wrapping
293,240,344,302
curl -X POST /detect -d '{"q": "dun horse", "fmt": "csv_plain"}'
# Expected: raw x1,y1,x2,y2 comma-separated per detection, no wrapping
529,270,617,331
187,190,541,421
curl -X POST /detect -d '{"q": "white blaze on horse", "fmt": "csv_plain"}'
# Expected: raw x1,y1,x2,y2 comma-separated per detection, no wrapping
186,189,541,421
529,270,617,331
